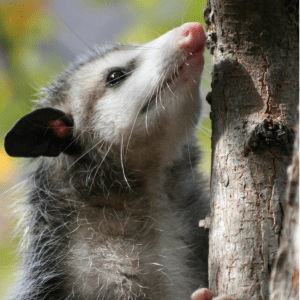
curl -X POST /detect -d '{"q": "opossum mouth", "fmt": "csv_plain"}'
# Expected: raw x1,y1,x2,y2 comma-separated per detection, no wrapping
141,66,182,113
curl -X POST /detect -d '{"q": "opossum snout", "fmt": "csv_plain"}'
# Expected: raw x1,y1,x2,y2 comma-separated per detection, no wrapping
175,22,206,54
170,22,206,71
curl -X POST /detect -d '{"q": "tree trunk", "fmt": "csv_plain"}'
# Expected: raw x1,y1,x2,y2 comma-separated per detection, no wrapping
203,0,299,299
269,121,299,299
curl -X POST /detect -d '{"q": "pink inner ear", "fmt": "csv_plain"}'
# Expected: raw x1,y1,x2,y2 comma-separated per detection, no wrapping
48,120,70,137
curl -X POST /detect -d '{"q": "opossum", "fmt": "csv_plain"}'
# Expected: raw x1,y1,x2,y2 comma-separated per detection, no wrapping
5,22,209,300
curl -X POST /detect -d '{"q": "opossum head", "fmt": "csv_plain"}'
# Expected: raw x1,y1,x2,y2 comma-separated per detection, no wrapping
5,23,206,169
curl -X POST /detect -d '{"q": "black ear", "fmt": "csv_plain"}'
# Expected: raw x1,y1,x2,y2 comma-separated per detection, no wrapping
4,108,81,158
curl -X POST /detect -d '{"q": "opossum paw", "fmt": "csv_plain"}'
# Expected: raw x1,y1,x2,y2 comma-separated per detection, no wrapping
191,288,237,300
191,288,215,300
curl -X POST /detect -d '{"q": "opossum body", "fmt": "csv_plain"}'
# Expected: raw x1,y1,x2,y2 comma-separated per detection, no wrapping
5,23,209,300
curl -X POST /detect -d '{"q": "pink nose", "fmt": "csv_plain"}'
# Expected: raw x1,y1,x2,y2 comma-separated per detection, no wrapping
177,22,206,53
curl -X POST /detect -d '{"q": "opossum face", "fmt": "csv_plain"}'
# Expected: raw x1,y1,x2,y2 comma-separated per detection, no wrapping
69,23,206,160
5,23,205,165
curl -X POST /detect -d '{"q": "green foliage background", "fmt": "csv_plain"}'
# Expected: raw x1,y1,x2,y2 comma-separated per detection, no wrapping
0,0,211,298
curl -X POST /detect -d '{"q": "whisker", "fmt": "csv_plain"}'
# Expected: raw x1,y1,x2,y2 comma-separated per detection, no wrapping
88,140,114,195
120,134,132,191
185,120,196,180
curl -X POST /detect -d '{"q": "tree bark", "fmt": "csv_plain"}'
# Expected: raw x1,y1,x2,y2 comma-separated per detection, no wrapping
269,121,299,299
203,0,299,299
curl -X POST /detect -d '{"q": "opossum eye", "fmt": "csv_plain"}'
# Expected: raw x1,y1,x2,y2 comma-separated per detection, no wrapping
4,108,82,158
106,70,127,87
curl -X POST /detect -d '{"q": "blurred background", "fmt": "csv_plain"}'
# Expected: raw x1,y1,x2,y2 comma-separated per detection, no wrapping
0,0,211,298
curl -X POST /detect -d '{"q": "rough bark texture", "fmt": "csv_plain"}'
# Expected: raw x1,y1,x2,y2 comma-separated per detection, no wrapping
203,0,299,299
269,122,299,300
